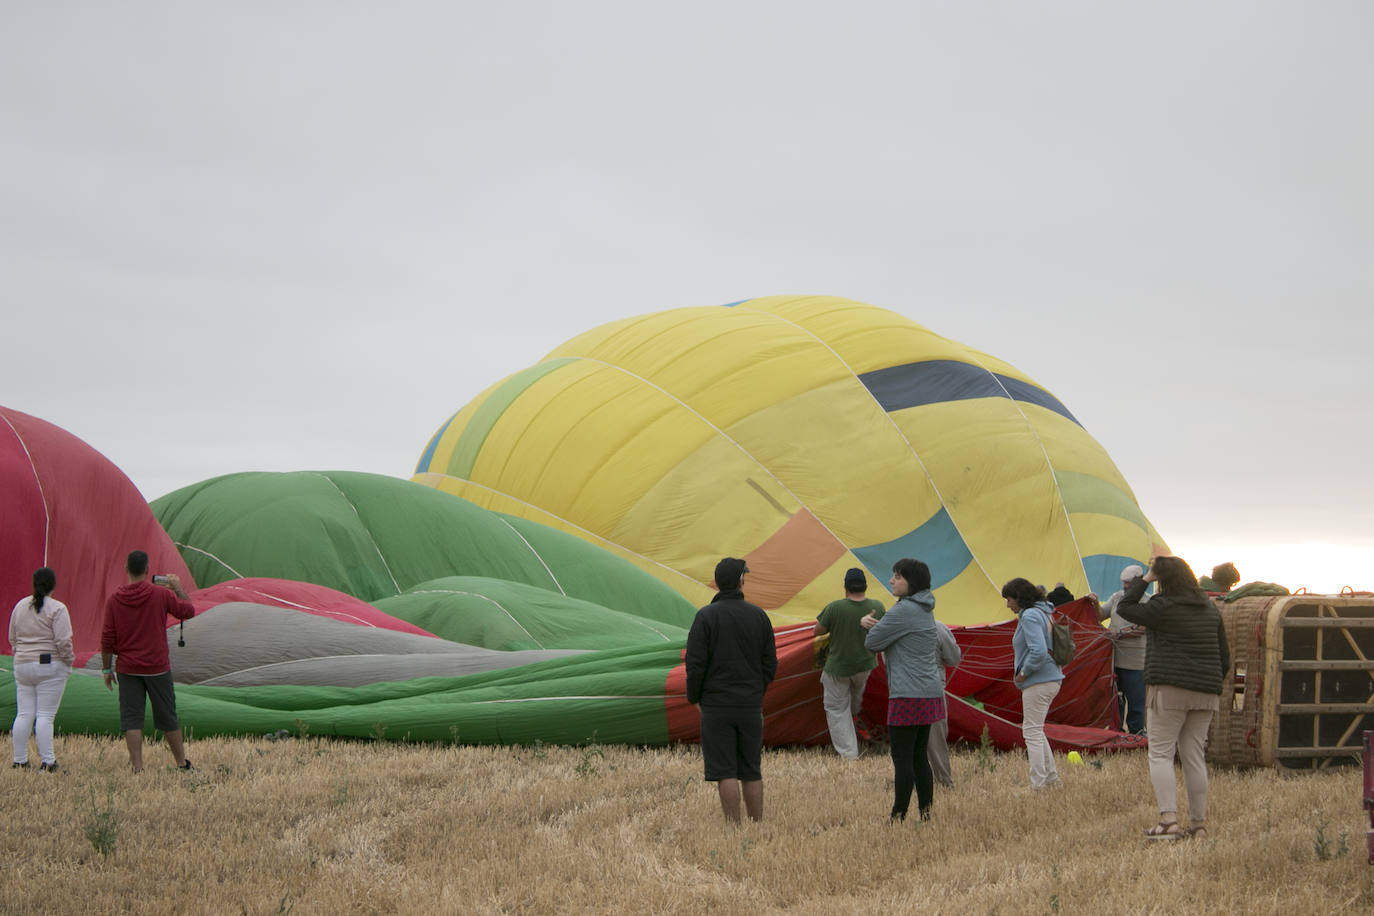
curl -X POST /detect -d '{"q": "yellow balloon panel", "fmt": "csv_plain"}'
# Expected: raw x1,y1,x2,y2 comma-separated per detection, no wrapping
933,561,1011,627
724,378,947,548
550,308,854,427
887,402,1072,577
612,434,803,579
465,362,714,533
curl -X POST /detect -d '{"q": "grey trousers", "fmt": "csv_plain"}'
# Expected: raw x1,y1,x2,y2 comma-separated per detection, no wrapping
820,670,870,759
926,716,953,786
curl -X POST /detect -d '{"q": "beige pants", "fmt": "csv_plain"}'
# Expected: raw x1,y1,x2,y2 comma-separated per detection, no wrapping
1020,680,1060,789
1145,685,1217,824
820,670,870,760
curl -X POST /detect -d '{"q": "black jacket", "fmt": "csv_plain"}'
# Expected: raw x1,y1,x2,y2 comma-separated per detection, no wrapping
1117,578,1230,695
684,590,778,707
1046,585,1075,607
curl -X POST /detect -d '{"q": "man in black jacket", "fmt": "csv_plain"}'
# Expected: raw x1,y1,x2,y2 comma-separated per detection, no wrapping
685,557,778,822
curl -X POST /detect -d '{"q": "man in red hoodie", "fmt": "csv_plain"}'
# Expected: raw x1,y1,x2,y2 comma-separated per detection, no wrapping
101,550,196,772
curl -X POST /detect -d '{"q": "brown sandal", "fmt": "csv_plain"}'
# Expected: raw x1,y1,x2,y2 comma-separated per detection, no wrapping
1185,825,1208,840
1144,821,1181,840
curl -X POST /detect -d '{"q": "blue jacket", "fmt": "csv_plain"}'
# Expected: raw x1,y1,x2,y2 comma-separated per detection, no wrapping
863,590,944,699
1013,601,1064,689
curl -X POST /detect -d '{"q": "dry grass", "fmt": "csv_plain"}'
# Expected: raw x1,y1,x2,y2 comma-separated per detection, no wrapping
2,733,1371,914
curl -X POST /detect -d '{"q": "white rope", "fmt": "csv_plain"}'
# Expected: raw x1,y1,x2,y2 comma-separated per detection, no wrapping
314,473,402,595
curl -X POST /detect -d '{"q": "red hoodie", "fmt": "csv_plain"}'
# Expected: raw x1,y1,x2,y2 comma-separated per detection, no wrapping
101,581,195,675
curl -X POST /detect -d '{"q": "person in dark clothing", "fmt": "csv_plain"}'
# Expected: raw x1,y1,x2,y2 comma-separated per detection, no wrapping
684,557,778,823
1198,562,1240,593
1045,583,1075,607
1118,555,1230,840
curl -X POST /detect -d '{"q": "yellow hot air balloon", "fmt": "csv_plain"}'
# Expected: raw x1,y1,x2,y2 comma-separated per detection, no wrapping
413,296,1166,625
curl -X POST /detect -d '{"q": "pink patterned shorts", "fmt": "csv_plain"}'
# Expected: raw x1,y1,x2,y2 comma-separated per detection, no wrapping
887,696,947,726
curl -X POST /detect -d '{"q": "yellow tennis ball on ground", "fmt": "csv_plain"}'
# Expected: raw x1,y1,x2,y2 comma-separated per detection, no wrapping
1067,751,1083,765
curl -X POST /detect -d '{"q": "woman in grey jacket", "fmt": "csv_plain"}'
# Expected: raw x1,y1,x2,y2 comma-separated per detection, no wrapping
862,558,946,822
1119,555,1230,840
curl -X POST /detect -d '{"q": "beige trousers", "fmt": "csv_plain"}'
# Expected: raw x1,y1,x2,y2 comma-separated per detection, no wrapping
1020,680,1060,789
1145,685,1217,824
820,670,870,760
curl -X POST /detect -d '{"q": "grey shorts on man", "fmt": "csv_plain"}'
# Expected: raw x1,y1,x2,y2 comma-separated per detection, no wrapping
117,672,180,732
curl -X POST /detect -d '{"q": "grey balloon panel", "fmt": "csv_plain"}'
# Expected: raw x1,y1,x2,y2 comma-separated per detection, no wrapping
189,648,585,688
158,602,583,685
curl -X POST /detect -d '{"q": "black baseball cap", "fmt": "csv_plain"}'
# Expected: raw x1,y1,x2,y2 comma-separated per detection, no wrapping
713,557,750,590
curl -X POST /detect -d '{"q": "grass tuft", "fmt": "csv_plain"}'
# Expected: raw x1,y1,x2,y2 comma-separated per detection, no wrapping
82,780,119,858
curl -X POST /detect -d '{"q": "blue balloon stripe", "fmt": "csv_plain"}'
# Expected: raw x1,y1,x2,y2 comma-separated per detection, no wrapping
994,376,1081,425
851,507,974,591
415,413,457,473
858,360,1080,426
1082,553,1149,601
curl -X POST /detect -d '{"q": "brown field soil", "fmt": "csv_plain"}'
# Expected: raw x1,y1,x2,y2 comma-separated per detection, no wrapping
1,733,1371,914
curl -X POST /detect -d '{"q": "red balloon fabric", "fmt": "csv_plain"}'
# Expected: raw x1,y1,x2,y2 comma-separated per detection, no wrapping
1,406,195,664
190,578,437,637
665,598,1144,753
863,597,1144,752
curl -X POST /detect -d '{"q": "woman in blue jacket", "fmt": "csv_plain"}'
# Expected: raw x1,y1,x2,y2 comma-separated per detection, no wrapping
1003,577,1064,791
862,558,946,822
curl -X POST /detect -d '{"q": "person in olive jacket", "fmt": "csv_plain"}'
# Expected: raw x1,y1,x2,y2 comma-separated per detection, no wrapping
1119,555,1230,840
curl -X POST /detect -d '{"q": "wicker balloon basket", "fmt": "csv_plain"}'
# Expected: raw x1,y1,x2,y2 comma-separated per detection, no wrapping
1208,593,1374,771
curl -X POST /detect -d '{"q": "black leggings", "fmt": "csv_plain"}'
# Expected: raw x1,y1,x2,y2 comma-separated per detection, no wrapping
889,723,933,820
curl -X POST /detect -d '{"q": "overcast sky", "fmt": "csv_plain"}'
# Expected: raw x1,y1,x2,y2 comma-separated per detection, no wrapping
4,2,1370,589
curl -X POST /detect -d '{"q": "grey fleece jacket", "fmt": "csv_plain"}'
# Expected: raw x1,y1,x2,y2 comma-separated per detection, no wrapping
863,590,945,699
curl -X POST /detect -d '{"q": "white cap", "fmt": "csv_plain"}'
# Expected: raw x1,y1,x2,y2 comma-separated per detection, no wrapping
1120,564,1144,582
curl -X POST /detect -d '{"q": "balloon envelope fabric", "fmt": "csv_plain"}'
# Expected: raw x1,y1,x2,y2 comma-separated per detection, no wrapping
1,405,195,664
9,607,1139,751
152,470,698,630
413,296,1168,625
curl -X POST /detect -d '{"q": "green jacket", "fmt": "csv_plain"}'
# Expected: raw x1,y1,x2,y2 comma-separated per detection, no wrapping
1117,579,1230,695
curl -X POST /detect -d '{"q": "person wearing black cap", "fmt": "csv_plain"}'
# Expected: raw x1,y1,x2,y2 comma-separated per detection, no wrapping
1045,583,1075,607
684,557,778,823
814,567,887,759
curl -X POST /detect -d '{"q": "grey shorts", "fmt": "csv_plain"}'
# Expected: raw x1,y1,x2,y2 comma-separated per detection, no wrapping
117,672,180,732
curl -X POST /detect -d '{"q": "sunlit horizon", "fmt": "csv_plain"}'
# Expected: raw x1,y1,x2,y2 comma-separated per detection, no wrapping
1160,539,1372,597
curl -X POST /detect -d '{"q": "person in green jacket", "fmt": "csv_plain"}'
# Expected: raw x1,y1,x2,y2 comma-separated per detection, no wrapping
1119,556,1230,840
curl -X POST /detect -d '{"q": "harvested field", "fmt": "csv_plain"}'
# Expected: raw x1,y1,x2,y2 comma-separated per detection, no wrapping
1,734,1370,914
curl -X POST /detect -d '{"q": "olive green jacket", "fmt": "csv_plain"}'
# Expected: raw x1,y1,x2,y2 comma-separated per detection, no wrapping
1117,578,1230,695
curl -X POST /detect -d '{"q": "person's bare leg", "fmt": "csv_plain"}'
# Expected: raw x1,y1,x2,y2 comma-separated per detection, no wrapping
716,778,742,823
742,779,764,822
165,729,186,767
124,729,144,773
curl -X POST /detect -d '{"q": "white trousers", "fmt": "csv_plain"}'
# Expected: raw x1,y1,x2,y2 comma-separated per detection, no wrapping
820,670,870,759
12,660,71,765
1020,680,1061,789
